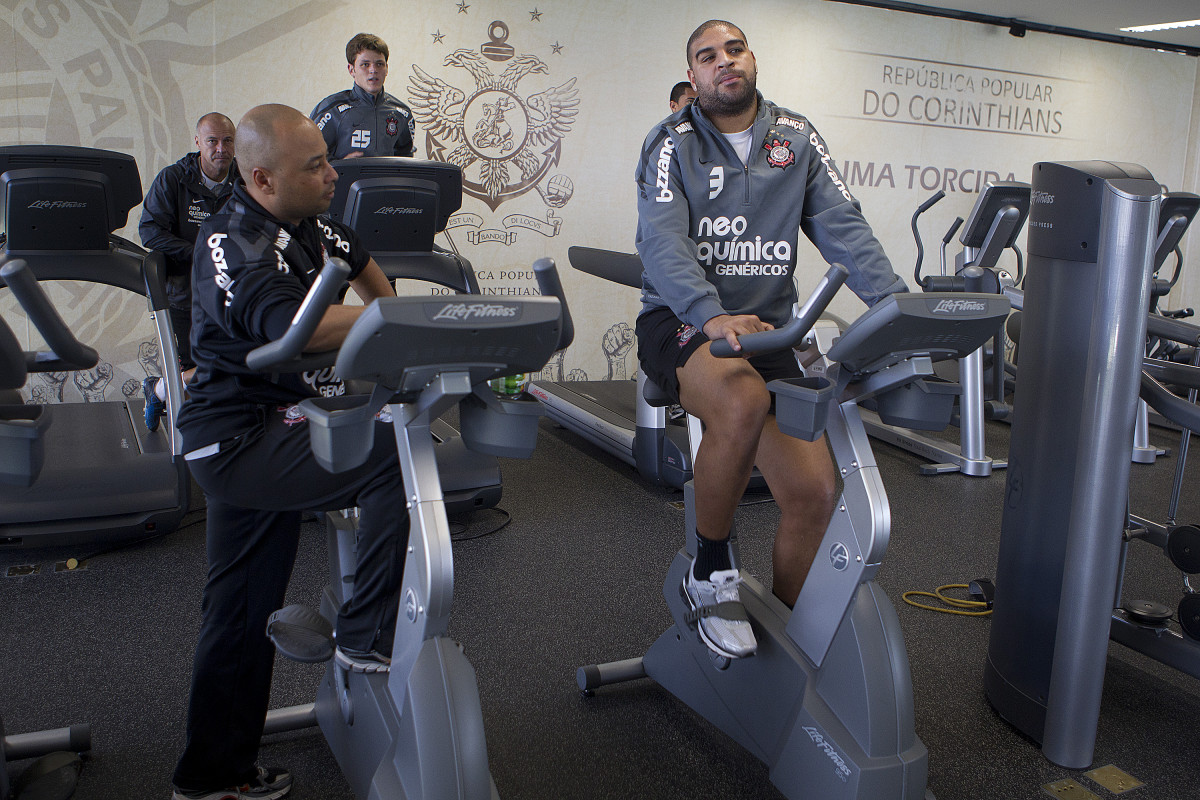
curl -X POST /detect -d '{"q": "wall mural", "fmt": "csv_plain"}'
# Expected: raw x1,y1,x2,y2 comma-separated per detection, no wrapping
0,0,1195,402
406,7,620,383
0,0,343,403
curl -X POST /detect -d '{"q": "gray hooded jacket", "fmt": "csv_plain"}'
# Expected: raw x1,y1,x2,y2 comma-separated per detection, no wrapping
635,92,906,330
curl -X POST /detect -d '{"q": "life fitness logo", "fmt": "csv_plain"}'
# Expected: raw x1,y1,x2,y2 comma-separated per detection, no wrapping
828,542,850,571
431,302,520,321
931,298,987,314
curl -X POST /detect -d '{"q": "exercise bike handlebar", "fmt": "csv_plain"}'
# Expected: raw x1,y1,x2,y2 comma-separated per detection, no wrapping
1,258,99,372
709,263,848,358
246,258,352,372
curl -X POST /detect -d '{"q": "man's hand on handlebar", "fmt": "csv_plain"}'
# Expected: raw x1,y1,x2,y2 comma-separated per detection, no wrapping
702,314,774,355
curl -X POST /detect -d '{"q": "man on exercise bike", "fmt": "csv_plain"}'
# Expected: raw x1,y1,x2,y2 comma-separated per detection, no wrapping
634,19,906,659
171,104,408,800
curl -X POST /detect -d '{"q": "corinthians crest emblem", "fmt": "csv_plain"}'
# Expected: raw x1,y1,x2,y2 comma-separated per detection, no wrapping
409,21,579,212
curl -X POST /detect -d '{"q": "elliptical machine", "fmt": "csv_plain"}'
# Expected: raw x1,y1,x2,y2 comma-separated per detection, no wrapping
1130,192,1200,463
256,258,572,799
860,182,1029,477
578,263,1010,799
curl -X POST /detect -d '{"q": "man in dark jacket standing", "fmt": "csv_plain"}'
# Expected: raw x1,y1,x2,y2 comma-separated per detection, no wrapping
635,20,907,660
310,32,416,159
138,112,237,429
170,104,406,800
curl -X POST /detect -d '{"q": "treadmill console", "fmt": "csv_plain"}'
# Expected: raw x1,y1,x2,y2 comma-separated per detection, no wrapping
327,157,462,254
0,145,142,253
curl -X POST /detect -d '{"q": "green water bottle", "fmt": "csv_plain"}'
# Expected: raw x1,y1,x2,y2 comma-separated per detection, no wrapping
489,373,528,396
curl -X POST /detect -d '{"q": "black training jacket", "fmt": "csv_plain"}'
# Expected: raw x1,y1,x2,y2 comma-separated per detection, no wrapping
178,183,370,452
138,152,236,307
310,83,416,158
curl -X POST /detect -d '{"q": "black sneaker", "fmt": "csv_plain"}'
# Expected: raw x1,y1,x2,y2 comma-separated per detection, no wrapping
171,765,292,800
334,646,391,674
143,376,166,432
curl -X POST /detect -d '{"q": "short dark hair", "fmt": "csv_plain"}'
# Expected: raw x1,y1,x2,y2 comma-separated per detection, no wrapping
346,33,389,64
685,20,746,66
670,81,693,104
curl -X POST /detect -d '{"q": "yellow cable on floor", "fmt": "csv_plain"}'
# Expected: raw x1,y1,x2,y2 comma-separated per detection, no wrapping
902,583,992,616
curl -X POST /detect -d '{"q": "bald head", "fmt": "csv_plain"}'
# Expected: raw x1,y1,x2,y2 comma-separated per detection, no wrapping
196,112,234,133
235,104,312,179
236,104,337,224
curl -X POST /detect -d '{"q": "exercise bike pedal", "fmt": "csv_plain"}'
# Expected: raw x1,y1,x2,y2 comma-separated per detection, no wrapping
267,604,334,663
672,581,737,670
1122,599,1173,626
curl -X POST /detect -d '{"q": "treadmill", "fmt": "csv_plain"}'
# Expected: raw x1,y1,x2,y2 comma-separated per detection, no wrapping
0,145,189,548
529,246,692,488
327,157,499,513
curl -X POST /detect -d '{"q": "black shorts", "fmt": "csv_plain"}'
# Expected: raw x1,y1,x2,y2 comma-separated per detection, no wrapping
635,306,802,404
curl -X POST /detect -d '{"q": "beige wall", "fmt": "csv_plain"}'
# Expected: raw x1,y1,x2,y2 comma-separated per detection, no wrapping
1,0,1197,399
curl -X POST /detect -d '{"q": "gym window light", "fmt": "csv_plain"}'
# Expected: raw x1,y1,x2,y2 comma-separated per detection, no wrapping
1121,19,1200,33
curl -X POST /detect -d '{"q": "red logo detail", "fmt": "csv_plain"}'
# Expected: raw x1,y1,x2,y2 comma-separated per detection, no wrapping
386,116,399,137
281,405,307,426
763,138,795,169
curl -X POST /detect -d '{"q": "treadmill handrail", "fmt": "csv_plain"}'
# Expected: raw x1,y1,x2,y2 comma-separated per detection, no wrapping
141,250,171,313
533,257,574,351
0,237,150,296
566,246,644,289
1,259,99,372
709,263,848,358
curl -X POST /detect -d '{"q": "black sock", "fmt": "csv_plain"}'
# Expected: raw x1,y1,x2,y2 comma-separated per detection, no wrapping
693,533,732,580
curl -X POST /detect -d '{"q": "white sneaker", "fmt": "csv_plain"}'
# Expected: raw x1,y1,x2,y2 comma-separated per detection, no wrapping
683,567,757,658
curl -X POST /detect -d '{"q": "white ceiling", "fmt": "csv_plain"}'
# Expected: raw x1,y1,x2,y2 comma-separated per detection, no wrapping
863,1,1200,53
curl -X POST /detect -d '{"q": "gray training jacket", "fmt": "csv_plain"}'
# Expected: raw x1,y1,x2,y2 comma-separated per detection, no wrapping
635,92,907,330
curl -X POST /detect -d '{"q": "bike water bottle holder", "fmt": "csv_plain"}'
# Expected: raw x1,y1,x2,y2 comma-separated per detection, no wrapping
459,388,544,459
768,376,837,441
299,394,380,473
869,377,959,431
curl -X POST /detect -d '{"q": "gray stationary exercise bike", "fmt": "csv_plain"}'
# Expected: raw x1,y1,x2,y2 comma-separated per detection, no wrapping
255,257,572,799
578,264,1010,800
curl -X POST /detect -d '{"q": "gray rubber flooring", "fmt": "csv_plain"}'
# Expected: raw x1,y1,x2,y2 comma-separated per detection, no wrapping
1,414,1198,799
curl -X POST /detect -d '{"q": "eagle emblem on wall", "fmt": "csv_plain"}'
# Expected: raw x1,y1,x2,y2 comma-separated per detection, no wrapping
408,48,579,211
